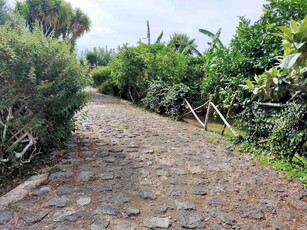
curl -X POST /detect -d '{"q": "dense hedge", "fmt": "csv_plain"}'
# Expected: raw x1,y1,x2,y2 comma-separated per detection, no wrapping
240,103,307,160
0,25,87,174
92,43,203,120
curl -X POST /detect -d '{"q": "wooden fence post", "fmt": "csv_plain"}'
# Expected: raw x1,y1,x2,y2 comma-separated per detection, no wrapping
221,93,237,136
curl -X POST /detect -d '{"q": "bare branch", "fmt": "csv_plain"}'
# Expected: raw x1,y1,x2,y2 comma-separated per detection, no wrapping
256,102,286,108
14,131,36,159
9,128,25,141
1,158,10,163
12,132,28,146
2,106,13,140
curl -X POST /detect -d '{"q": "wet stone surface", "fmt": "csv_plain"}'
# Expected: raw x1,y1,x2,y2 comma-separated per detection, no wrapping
1,91,306,229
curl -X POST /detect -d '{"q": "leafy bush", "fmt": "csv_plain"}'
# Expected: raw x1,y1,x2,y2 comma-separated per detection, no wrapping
202,0,307,111
109,45,146,102
142,81,190,120
110,43,203,104
268,103,307,159
240,103,307,160
240,17,307,161
162,84,190,120
98,79,119,95
0,26,87,174
91,66,111,87
142,80,168,114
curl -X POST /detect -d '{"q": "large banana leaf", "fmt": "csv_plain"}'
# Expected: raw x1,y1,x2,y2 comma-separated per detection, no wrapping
199,28,223,47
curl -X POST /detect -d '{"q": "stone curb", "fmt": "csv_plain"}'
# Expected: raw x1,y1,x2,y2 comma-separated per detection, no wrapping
0,173,49,210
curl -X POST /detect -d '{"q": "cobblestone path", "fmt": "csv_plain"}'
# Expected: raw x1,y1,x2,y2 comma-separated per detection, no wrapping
1,92,307,230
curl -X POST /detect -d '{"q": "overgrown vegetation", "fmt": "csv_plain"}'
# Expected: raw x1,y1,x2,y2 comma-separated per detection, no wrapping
241,16,307,160
88,42,204,119
0,0,88,176
88,0,306,183
202,0,307,111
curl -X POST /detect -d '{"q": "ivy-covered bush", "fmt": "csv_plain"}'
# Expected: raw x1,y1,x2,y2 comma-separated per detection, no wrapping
0,26,87,174
142,81,190,120
268,103,307,159
162,84,190,120
241,103,307,160
142,80,168,114
240,17,307,161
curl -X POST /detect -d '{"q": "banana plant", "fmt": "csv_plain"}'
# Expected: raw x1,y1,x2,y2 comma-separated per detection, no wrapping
199,28,224,48
155,31,163,44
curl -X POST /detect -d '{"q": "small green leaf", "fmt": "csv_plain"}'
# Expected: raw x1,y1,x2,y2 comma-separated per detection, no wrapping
279,26,292,40
298,16,307,31
245,79,254,90
290,19,298,33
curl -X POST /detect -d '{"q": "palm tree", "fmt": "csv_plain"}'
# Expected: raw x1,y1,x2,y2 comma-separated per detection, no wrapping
15,0,90,43
46,0,72,36
167,33,202,56
16,0,72,36
66,8,90,42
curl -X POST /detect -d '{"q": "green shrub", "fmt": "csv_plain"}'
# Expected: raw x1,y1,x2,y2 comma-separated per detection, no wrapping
98,79,118,95
0,25,87,175
162,84,190,120
109,43,202,104
142,81,190,120
142,80,168,114
268,103,307,160
202,0,307,111
240,17,307,161
110,45,146,102
91,66,111,87
240,103,307,160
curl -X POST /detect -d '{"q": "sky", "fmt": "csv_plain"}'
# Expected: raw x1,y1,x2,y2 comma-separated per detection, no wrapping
8,0,268,54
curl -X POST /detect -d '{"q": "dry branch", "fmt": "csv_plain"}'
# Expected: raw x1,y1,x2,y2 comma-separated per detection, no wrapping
184,99,206,129
256,102,286,108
